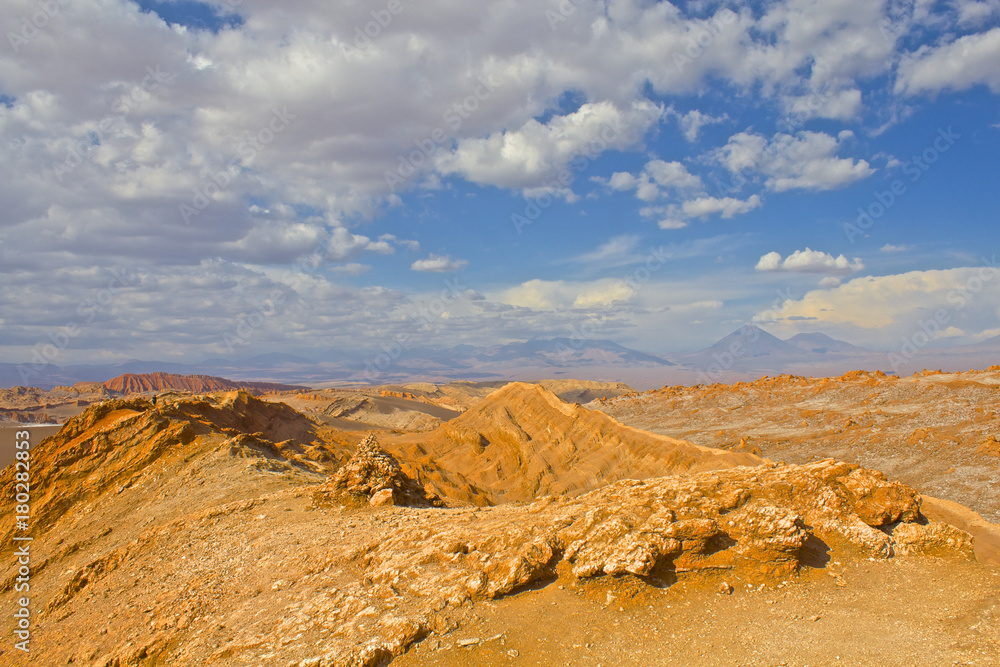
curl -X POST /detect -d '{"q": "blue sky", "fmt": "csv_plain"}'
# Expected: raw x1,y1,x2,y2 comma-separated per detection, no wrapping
1,0,999,365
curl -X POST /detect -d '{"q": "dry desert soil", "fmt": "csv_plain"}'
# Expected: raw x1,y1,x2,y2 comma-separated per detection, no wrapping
0,372,998,666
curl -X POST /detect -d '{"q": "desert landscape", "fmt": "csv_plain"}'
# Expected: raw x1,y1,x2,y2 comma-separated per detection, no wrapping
1,370,998,665
4,0,1000,664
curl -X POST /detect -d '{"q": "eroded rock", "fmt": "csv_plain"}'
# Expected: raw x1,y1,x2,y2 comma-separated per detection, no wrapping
314,434,444,508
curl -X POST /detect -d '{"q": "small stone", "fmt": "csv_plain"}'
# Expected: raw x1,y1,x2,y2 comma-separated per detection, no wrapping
369,488,395,507
507,649,520,658
457,637,480,647
718,582,734,595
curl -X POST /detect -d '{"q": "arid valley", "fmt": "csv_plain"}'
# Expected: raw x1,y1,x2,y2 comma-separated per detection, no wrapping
1,369,998,666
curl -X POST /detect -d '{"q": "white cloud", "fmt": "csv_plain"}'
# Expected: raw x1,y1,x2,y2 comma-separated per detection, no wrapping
410,254,468,273
658,218,689,230
326,227,396,261
715,131,874,192
682,195,762,219
896,27,1000,95
784,88,863,122
674,109,727,142
496,278,637,311
955,0,1000,27
608,172,638,190
0,0,991,363
755,248,865,274
606,158,702,203
880,243,911,253
435,100,663,192
767,267,1000,341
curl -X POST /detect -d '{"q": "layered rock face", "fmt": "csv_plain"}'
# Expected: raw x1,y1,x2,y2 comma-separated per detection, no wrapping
103,372,305,395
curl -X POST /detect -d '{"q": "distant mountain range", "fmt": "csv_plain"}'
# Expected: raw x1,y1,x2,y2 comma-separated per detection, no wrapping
1,330,997,390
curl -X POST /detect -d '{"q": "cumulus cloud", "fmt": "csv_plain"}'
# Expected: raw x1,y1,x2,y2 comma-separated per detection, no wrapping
766,267,1000,345
755,248,865,274
410,254,468,273
678,109,727,142
0,0,993,363
955,0,1000,27
496,278,638,311
897,27,1000,95
605,159,701,202
682,195,762,219
715,130,874,192
435,100,663,192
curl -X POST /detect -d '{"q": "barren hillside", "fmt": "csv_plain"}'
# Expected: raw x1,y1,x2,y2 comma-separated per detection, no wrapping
594,368,1000,522
0,383,998,666
384,382,761,504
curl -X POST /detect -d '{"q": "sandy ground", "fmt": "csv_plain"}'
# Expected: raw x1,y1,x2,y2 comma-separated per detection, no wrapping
397,558,1000,667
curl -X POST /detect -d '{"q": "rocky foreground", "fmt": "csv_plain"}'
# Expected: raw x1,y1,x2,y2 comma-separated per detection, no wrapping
0,388,997,665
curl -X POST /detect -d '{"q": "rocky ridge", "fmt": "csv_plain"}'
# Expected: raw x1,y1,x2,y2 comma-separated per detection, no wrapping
593,368,1000,522
0,381,993,666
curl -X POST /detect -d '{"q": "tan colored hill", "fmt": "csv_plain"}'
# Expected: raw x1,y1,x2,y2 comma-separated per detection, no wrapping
102,371,306,395
384,382,763,505
0,396,987,666
594,368,1000,523
0,391,353,550
0,384,997,666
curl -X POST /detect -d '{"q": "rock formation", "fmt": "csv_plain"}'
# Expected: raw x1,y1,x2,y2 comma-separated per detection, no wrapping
596,367,1000,523
314,434,444,508
102,371,306,395
386,382,762,505
0,381,992,666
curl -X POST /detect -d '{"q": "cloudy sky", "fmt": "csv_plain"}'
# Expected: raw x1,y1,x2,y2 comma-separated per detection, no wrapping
1,0,999,365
